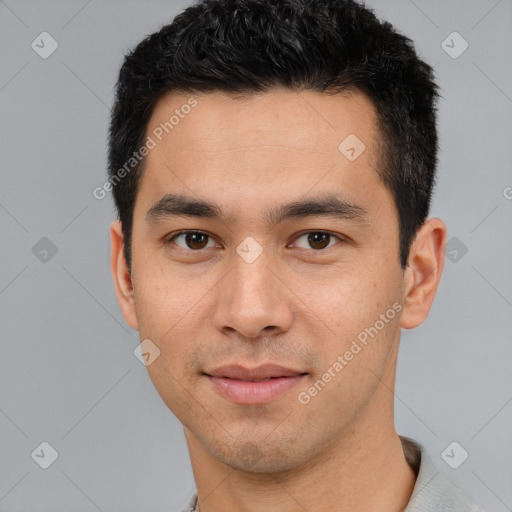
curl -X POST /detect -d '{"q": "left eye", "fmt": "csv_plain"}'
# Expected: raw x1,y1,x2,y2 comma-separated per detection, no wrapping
291,232,341,250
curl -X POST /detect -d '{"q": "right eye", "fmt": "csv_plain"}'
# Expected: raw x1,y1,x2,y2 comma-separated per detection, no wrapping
166,231,220,251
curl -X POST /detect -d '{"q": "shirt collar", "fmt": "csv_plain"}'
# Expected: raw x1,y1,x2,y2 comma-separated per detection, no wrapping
178,436,483,512
400,436,483,512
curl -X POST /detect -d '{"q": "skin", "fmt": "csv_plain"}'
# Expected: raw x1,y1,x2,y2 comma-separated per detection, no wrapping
110,88,447,512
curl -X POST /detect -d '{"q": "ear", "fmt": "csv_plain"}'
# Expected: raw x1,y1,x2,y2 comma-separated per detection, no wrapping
400,218,447,330
110,220,139,331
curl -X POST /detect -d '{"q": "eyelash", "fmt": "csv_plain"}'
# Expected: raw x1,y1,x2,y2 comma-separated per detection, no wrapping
164,230,345,252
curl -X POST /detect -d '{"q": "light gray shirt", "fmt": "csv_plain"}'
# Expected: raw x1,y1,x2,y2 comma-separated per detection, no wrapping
177,436,485,512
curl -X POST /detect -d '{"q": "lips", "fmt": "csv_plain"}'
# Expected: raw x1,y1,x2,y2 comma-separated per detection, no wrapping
206,364,306,381
205,364,308,405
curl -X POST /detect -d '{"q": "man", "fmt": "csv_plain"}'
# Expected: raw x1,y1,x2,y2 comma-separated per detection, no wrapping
108,0,484,510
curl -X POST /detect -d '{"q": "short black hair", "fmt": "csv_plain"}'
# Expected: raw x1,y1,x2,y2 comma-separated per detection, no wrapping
108,0,440,270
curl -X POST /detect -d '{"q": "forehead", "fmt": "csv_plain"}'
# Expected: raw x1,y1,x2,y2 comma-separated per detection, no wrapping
146,88,380,159
137,88,391,222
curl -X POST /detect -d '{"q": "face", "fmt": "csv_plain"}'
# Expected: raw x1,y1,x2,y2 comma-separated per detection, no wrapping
111,88,443,473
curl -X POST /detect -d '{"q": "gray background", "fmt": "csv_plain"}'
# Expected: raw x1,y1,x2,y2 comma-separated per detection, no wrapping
0,0,511,510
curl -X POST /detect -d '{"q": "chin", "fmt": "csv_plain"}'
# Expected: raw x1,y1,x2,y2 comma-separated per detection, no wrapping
212,438,309,474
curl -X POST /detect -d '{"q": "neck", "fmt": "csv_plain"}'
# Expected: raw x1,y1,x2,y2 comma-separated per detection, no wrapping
186,411,416,512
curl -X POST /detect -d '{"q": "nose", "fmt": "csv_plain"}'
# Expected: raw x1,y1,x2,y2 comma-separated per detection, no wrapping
212,252,293,340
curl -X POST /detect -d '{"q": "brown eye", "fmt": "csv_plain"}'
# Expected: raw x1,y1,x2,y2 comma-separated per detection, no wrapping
291,231,340,250
171,232,216,250
307,232,331,249
185,233,209,249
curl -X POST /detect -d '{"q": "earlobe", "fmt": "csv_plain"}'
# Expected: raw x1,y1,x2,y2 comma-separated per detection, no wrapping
400,218,447,330
110,220,139,331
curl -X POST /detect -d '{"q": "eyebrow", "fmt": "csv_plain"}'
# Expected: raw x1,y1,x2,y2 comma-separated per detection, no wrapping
145,193,369,227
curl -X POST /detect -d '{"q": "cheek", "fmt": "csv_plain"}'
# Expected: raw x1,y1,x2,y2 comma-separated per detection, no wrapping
132,273,206,417
295,266,392,331
298,264,402,373
131,259,214,365
132,255,204,331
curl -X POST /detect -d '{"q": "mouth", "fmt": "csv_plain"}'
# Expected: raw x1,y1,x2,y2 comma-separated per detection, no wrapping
204,364,308,405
